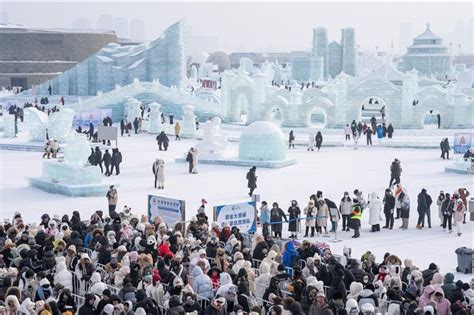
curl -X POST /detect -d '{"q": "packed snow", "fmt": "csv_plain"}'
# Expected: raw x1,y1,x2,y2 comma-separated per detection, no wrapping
0,132,472,280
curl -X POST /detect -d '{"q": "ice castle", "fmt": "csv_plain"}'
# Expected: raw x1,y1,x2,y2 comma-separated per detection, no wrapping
35,20,187,96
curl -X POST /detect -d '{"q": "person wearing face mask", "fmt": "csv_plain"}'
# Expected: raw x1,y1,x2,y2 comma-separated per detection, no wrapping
34,278,53,302
182,291,201,314
287,200,301,239
431,288,451,315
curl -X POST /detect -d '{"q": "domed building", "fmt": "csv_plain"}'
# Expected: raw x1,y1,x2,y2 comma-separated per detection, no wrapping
401,23,453,78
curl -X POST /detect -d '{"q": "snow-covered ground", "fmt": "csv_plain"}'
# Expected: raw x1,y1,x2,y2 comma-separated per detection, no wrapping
0,132,472,281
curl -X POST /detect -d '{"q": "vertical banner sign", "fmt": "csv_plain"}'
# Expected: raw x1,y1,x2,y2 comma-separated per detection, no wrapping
214,201,256,233
453,133,473,154
148,195,186,226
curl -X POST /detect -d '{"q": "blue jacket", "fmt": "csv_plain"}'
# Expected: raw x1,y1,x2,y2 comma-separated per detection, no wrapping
260,206,270,224
191,266,214,300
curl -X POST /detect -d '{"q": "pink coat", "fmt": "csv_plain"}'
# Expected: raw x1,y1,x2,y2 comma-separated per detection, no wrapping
419,285,436,308
431,288,451,315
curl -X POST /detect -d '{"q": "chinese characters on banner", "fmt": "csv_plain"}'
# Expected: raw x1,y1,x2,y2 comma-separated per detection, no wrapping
214,201,256,233
148,195,186,226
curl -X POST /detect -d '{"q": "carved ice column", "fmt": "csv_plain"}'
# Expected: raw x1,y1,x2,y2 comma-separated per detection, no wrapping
148,102,165,134
3,114,16,138
182,105,197,138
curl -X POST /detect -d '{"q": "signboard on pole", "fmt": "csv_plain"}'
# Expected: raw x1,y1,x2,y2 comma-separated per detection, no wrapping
453,132,474,154
148,195,185,226
98,126,118,141
214,201,256,233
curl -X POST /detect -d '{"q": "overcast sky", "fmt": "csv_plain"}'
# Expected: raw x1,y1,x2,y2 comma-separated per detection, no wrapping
1,2,472,54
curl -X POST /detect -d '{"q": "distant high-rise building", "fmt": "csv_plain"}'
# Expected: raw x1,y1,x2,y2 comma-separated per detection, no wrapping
0,11,8,24
341,27,357,76
112,17,129,39
401,23,452,78
454,19,465,52
97,15,113,31
328,41,343,78
72,18,91,29
130,19,145,41
399,22,414,55
312,27,328,79
467,19,473,54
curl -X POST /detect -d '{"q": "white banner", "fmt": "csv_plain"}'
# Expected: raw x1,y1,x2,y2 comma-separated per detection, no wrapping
148,195,185,226
214,201,256,233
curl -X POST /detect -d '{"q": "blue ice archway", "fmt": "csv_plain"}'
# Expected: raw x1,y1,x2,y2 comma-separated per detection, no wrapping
307,107,327,128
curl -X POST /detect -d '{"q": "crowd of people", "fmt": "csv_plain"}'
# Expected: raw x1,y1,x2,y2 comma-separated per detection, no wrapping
0,199,472,315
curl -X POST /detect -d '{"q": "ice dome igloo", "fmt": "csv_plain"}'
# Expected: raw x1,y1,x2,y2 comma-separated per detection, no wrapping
239,121,296,168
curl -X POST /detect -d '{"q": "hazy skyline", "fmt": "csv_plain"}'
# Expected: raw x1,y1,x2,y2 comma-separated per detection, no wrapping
1,2,472,56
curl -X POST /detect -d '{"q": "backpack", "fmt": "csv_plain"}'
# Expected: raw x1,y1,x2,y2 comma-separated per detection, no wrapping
241,293,259,310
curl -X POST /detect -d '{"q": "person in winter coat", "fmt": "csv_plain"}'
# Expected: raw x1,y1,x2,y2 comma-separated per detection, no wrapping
316,199,329,235
441,193,454,232
255,262,272,302
156,131,169,151
368,192,382,232
441,273,456,301
308,292,331,315
416,188,433,229
344,124,352,141
270,202,287,239
453,199,466,237
304,200,317,237
54,261,73,291
102,149,112,176
431,288,451,315
389,159,402,187
106,186,118,217
350,199,363,238
204,297,226,315
308,132,315,151
315,131,323,151
191,264,214,300
357,283,379,311
282,241,298,275
287,200,301,238
436,190,446,224
419,285,436,308
457,187,469,223
174,122,181,140
366,127,373,145
395,186,410,230
260,201,271,236
325,198,340,233
186,147,198,174
383,188,396,229
340,192,353,231
152,159,165,189
110,148,122,175
288,130,295,149
246,166,257,196
387,123,394,138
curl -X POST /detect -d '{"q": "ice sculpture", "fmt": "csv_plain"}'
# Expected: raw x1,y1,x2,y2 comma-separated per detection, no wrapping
126,97,142,120
239,121,287,161
35,20,187,96
63,133,91,165
24,107,48,141
148,102,165,134
195,117,231,159
48,108,75,143
181,105,197,138
29,133,110,196
3,114,16,138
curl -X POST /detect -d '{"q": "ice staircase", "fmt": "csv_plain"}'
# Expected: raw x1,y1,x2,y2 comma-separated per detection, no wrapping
360,107,383,124
65,81,222,121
